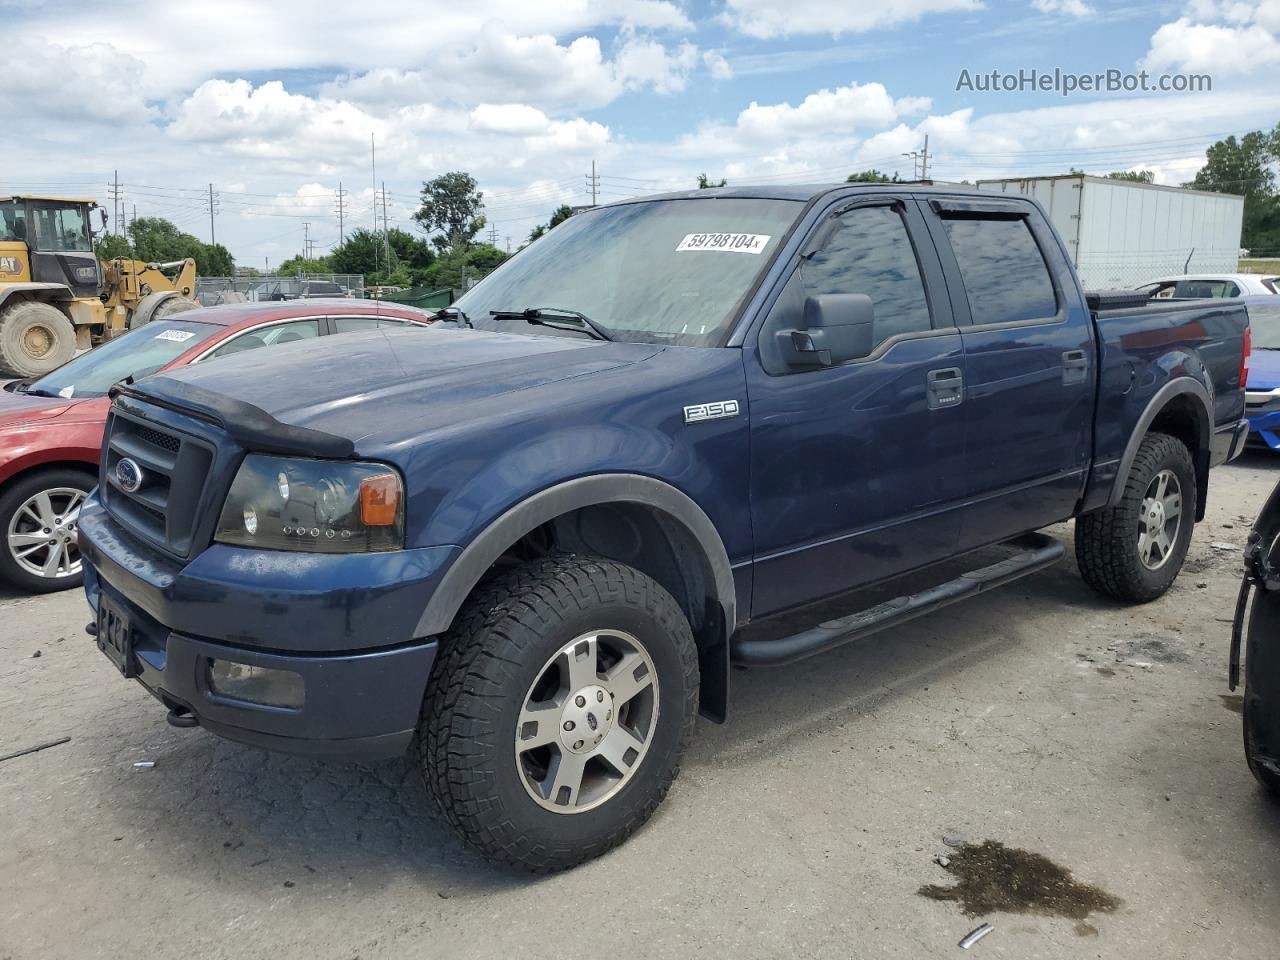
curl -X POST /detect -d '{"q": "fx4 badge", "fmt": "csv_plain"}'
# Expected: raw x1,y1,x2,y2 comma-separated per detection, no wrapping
684,400,740,424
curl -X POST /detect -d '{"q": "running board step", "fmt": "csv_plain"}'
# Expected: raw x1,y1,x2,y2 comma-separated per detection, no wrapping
731,532,1064,666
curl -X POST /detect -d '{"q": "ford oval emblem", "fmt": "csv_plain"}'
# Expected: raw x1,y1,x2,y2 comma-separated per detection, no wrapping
115,457,144,493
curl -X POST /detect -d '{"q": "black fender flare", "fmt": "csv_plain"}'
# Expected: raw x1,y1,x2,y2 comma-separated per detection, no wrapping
414,473,737,638
1107,376,1212,511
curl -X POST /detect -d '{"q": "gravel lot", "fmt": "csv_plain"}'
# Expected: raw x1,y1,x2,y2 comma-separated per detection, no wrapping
3,455,1279,960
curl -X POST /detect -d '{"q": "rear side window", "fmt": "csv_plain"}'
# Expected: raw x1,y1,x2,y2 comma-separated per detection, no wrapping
801,205,932,348
1174,280,1239,298
942,217,1057,325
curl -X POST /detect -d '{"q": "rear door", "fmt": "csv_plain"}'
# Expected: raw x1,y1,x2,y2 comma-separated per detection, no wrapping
923,197,1095,546
745,197,968,617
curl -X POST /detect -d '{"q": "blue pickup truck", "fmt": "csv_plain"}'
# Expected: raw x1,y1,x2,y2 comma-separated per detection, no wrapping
78,185,1250,871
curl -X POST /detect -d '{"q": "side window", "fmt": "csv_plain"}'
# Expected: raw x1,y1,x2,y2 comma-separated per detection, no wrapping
800,205,932,349
942,216,1057,324
333,316,380,334
202,319,321,361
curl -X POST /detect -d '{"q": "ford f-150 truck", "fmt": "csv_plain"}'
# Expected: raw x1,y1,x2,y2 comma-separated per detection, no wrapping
78,185,1251,872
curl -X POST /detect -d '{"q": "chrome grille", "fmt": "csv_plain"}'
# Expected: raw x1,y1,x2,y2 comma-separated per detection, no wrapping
102,410,215,558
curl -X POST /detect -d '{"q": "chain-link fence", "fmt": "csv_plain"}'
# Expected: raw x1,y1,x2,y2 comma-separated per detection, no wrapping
195,274,365,306
1075,249,1241,290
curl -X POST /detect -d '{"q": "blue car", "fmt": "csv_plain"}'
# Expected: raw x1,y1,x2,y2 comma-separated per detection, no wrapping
1244,298,1280,448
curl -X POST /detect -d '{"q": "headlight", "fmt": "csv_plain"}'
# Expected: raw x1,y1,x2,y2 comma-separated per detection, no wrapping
215,454,404,553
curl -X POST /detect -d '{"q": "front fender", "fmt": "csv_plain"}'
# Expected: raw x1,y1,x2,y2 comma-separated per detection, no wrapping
413,472,736,637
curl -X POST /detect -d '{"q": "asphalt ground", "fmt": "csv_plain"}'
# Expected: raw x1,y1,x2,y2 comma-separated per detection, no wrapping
2,453,1278,959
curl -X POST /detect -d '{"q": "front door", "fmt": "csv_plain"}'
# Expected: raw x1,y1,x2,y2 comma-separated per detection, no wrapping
746,198,968,618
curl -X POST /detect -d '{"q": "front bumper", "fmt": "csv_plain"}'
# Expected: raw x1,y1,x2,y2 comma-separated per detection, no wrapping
79,492,458,760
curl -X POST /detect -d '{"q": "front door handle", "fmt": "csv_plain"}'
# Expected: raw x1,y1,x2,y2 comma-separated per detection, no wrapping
1062,349,1089,385
927,366,963,410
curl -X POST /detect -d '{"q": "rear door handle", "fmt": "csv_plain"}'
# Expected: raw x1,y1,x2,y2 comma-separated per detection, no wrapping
1062,349,1089,385
926,366,963,410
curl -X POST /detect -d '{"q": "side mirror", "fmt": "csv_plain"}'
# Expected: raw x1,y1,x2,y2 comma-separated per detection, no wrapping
776,294,875,368
99,209,109,231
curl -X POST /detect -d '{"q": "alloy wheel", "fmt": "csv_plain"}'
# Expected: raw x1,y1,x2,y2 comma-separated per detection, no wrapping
7,487,85,580
515,630,660,814
1137,468,1182,571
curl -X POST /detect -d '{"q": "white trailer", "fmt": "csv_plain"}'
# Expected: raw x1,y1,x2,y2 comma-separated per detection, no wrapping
975,174,1244,290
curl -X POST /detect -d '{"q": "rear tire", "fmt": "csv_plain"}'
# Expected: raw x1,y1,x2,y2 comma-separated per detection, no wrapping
0,301,76,378
1244,590,1280,797
1075,431,1195,602
418,554,699,872
0,468,94,593
128,295,199,330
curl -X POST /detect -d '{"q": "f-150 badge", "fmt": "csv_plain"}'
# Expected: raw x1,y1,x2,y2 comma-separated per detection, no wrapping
684,400,740,424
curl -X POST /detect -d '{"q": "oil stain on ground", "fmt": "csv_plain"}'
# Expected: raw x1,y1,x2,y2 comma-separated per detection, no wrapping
919,840,1121,922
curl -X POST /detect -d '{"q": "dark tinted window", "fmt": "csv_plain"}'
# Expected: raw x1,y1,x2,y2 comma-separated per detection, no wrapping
1174,279,1239,298
800,205,931,348
943,217,1057,324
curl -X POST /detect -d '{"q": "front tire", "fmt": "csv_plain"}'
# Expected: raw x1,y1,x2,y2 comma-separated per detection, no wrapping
1076,432,1195,603
0,301,76,378
419,554,699,872
0,469,94,593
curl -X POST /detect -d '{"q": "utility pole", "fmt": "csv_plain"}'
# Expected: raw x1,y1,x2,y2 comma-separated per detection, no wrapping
206,183,219,245
505,235,511,253
371,133,379,275
109,170,121,236
902,136,931,181
487,223,498,245
303,222,310,261
585,160,600,206
381,180,391,266
335,181,347,244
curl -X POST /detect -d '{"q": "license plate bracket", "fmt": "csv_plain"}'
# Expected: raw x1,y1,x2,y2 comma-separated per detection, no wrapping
96,594,137,678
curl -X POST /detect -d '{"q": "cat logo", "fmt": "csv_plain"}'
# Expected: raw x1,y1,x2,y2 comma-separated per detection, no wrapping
683,400,740,424
0,257,20,276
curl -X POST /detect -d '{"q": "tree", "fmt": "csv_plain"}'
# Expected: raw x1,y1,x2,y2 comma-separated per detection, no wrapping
1107,170,1155,183
276,254,332,276
1189,125,1280,252
329,227,436,286
201,243,235,278
847,169,898,183
413,171,485,252
119,216,235,276
697,173,727,189
526,205,575,245
95,234,131,260
423,243,508,290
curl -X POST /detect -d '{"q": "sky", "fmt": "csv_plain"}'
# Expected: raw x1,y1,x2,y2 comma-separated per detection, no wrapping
3,0,1278,269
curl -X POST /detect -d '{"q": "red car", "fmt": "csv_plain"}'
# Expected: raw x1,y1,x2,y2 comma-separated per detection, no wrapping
0,299,433,593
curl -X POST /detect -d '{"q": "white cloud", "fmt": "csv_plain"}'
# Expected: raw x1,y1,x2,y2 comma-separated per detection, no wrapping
1032,0,1094,16
6,38,155,125
735,82,906,140
323,30,702,113
721,0,981,38
703,50,734,81
1143,3,1280,74
470,103,553,136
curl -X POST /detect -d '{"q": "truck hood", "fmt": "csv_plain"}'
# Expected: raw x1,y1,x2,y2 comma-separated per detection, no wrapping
130,325,661,449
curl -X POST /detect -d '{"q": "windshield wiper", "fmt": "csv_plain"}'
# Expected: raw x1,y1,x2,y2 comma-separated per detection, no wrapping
434,306,472,328
489,306,612,342
24,387,61,398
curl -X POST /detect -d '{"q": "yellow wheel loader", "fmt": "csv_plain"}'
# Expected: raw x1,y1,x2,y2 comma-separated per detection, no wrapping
0,196,200,378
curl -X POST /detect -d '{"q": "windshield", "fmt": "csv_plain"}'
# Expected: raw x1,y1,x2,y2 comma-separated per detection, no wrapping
26,319,222,398
1251,304,1280,350
455,198,802,346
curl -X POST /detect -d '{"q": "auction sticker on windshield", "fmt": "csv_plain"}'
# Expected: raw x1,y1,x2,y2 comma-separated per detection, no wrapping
676,233,771,254
154,329,196,343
